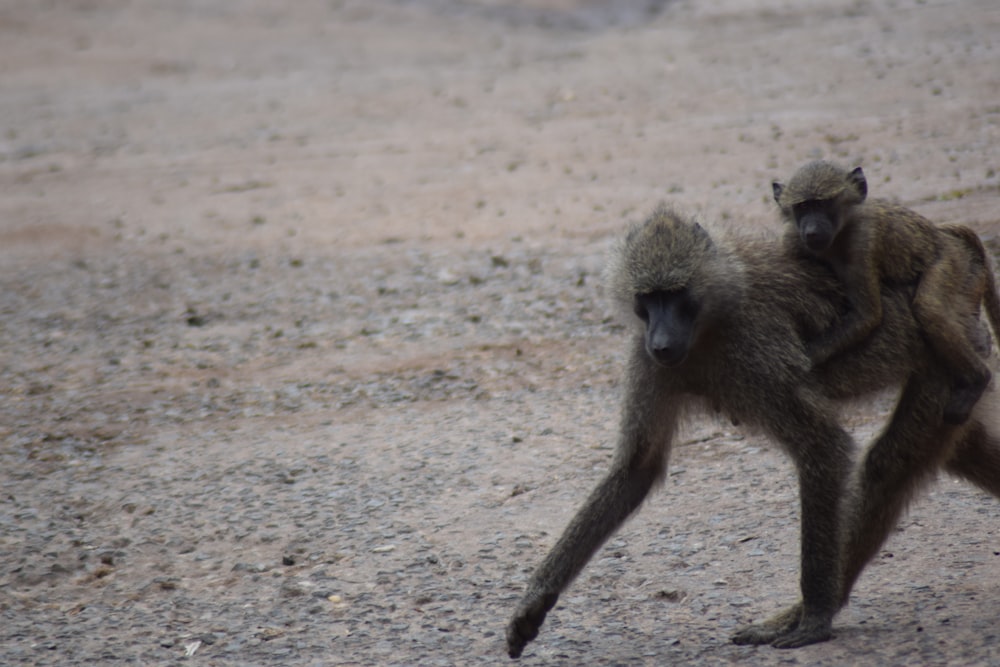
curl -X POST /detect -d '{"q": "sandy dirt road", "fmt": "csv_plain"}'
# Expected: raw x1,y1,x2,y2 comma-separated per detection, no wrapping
1,1,999,665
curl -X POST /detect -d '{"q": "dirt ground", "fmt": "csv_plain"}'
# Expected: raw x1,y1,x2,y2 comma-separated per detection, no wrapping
2,1,999,665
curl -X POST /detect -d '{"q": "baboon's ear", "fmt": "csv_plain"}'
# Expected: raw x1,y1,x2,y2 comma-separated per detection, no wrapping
772,182,783,203
849,167,868,200
691,222,714,250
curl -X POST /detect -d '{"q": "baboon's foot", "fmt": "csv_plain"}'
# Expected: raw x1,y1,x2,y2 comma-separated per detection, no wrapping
943,369,992,425
769,614,834,649
731,602,802,646
506,590,559,659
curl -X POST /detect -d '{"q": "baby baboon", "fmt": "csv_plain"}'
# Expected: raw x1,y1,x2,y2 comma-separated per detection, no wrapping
773,160,1000,424
506,206,1000,658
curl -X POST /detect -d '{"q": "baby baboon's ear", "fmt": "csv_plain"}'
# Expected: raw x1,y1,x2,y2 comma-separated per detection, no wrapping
848,167,867,200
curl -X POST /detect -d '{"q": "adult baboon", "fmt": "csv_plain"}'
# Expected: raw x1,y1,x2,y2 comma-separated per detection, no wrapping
773,160,1000,424
506,206,999,658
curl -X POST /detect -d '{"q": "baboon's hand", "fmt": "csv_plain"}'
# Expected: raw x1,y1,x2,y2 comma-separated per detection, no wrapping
506,590,559,659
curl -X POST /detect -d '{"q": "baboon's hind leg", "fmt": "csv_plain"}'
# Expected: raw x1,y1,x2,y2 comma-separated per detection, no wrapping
944,416,1000,499
839,372,959,604
736,372,959,643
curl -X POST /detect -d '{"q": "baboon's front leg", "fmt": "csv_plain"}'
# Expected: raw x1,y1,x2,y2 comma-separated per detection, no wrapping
507,343,676,659
506,456,665,657
732,393,853,648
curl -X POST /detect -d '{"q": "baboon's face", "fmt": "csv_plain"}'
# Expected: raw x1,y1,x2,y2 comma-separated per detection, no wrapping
634,289,700,367
792,199,840,253
774,163,867,255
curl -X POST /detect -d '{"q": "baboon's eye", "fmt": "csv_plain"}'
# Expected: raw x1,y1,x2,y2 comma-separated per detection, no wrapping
792,202,812,219
793,199,832,220
633,300,649,322
677,291,700,321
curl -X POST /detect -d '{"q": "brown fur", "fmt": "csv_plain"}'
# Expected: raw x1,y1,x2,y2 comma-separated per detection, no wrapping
505,206,1000,658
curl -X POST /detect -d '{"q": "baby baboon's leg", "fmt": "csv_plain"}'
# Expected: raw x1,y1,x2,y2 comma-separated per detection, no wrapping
911,259,992,424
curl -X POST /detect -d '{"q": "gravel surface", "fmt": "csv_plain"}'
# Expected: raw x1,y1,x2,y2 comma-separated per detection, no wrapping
2,1,999,665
